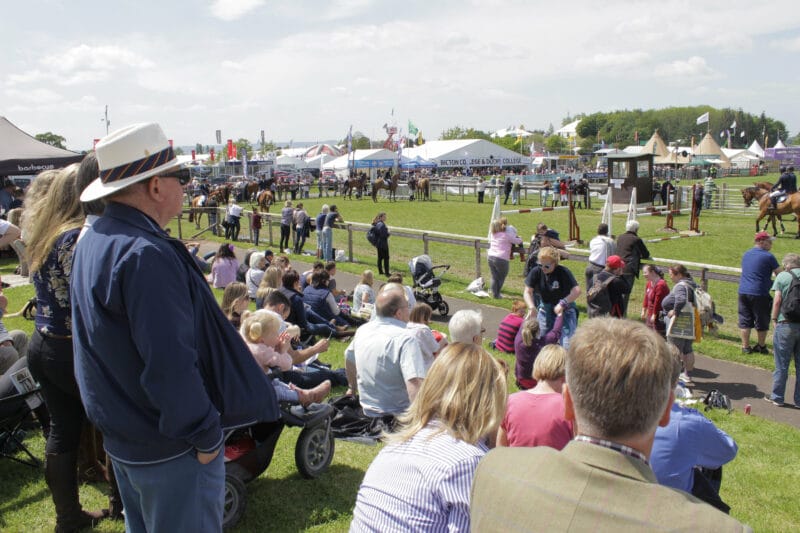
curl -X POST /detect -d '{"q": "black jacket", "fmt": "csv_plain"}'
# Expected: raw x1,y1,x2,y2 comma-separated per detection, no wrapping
616,231,650,278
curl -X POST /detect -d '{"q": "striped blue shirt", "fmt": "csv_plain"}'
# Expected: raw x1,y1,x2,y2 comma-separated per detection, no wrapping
351,424,488,532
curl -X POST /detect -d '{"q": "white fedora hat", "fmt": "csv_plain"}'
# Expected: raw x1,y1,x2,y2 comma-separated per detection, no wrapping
80,122,180,202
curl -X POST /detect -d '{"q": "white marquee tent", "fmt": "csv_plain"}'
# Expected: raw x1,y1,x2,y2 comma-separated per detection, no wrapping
402,139,530,169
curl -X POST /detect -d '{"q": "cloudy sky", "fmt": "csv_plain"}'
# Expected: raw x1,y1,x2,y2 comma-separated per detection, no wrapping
3,0,799,150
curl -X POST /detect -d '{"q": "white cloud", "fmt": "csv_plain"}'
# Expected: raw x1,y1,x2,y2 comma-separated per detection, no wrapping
41,44,153,73
653,56,719,80
209,0,266,21
5,87,63,104
221,60,245,70
575,52,650,72
769,35,800,51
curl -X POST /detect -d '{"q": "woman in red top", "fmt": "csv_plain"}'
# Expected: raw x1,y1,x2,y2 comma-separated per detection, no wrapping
641,264,669,337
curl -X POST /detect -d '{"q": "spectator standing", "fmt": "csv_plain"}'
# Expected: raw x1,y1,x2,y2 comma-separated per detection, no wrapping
587,255,628,319
765,253,800,407
72,124,280,531
615,220,650,316
226,199,243,241
641,264,670,337
739,231,780,354
279,200,293,252
322,204,343,261
498,344,573,449
487,217,522,299
372,212,390,276
703,174,716,209
511,178,521,205
503,175,513,204
292,202,309,254
471,318,749,532
523,246,580,349
662,264,698,384
315,204,329,259
477,177,486,203
584,223,615,290
250,207,262,245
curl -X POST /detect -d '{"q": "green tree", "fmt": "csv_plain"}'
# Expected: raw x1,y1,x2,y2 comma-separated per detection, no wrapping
235,138,253,156
544,135,568,153
174,147,185,155
35,132,66,149
439,126,491,141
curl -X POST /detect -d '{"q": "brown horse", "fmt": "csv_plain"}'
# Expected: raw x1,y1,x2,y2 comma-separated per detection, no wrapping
188,195,205,228
755,191,800,238
245,181,260,203
342,175,366,199
416,177,430,201
371,173,400,202
257,190,274,212
742,183,785,235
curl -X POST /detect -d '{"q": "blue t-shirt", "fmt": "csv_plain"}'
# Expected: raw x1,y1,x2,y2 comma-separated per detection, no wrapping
739,247,779,296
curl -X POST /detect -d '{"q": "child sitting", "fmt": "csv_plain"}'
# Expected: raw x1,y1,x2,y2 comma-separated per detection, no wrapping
492,299,526,353
406,303,448,369
240,310,330,406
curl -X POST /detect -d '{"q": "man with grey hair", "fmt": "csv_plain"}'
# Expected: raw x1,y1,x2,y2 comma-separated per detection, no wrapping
766,253,800,407
345,284,426,419
471,318,750,531
615,219,650,316
448,309,484,344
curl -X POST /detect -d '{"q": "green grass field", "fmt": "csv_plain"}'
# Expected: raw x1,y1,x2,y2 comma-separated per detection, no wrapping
2,172,799,532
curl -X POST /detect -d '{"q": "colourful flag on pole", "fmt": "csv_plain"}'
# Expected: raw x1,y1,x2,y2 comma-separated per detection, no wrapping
346,125,353,153
696,112,710,125
408,121,418,136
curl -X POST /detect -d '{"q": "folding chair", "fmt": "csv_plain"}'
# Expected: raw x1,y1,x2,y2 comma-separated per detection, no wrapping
0,358,46,468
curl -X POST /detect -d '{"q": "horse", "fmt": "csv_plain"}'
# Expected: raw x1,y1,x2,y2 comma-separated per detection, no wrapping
341,175,366,199
245,181,260,204
371,173,400,202
742,183,786,235
188,195,205,229
257,190,274,212
416,177,431,201
754,192,800,238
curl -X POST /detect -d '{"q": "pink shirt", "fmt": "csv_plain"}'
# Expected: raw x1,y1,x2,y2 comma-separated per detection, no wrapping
245,341,292,372
488,231,522,260
210,257,239,289
501,391,573,449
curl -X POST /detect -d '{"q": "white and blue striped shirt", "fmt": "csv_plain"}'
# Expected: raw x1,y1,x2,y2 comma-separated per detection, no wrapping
351,424,488,532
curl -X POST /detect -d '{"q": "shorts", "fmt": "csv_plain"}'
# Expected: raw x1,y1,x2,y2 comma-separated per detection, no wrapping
737,293,772,331
667,336,693,355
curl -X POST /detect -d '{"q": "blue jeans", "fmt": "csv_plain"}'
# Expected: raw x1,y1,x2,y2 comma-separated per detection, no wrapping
771,322,800,405
322,227,333,261
112,450,224,533
537,302,578,350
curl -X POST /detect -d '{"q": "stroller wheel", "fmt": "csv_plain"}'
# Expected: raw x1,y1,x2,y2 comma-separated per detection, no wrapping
295,424,335,479
223,474,247,530
438,301,450,318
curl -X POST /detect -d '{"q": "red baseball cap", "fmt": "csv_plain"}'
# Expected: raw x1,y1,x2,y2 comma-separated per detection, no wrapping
754,231,775,242
606,255,625,269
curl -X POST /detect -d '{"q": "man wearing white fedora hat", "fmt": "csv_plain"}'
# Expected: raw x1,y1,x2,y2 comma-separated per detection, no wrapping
71,123,281,532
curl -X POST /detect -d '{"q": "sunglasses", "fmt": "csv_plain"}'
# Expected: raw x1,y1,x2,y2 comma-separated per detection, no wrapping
161,168,191,186
540,263,555,270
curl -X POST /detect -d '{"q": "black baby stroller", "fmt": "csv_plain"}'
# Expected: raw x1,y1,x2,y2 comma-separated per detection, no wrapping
222,402,335,529
409,255,450,317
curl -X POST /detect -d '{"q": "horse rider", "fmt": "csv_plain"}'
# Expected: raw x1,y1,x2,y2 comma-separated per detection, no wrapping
770,166,797,211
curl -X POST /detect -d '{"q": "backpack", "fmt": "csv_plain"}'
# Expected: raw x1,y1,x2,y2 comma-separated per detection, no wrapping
586,273,615,318
780,271,800,322
703,389,732,413
366,225,378,247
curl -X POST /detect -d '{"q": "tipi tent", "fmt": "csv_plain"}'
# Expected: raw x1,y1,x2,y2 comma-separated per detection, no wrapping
0,116,83,175
692,133,731,168
640,130,669,158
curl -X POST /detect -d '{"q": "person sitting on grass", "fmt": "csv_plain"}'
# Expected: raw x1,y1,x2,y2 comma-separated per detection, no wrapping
514,312,563,390
498,344,573,449
350,343,507,532
221,282,250,330
491,299,526,354
239,310,330,407
406,303,448,368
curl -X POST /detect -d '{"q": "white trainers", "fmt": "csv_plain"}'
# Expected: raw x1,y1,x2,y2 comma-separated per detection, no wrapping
679,372,693,385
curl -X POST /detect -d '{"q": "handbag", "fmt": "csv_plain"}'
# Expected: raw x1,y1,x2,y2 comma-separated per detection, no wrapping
667,300,696,340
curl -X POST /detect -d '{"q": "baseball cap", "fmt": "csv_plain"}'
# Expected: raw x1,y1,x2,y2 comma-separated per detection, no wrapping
606,255,625,269
754,231,775,242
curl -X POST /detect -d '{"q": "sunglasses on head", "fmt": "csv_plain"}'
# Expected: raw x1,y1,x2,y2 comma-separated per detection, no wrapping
161,168,191,186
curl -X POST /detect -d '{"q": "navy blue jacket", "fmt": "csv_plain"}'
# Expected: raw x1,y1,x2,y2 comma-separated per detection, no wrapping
72,203,279,464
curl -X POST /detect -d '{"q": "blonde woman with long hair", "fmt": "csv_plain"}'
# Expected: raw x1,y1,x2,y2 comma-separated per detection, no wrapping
24,164,109,530
351,343,507,532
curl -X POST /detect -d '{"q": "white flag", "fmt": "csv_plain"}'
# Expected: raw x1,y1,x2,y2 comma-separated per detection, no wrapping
601,187,613,237
730,120,736,129
488,195,501,239
696,112,709,125
719,130,724,138
627,188,638,226
740,130,746,138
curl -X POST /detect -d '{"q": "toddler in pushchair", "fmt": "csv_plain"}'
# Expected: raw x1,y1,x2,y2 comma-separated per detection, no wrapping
408,255,451,317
